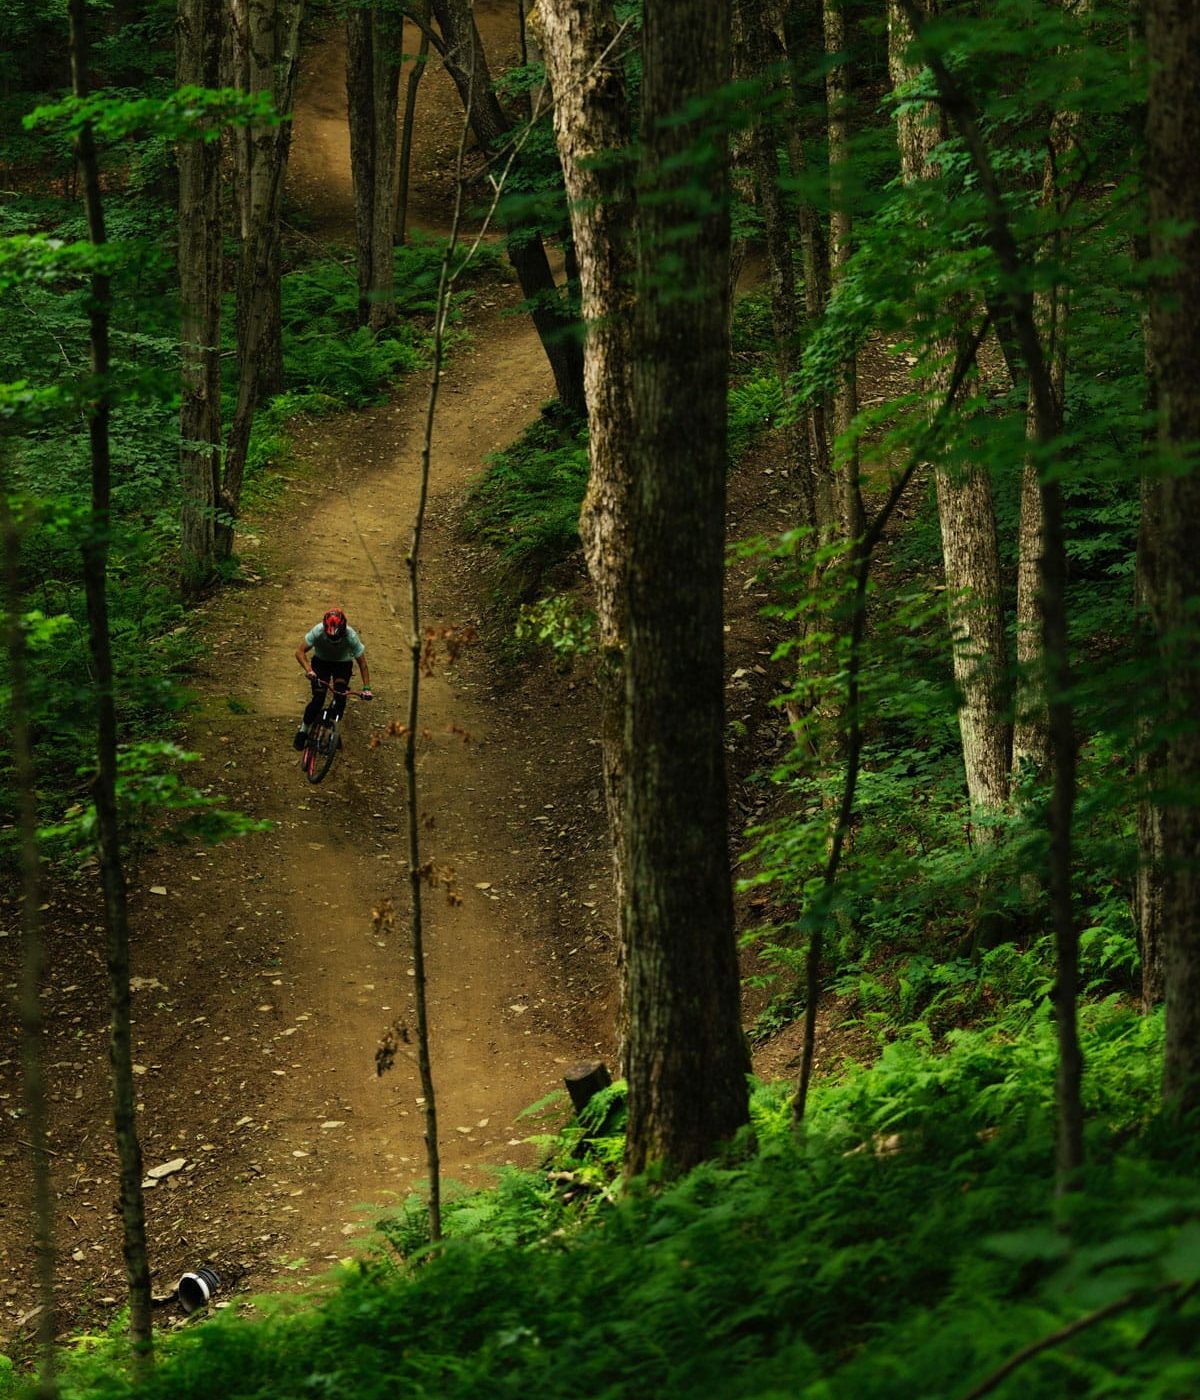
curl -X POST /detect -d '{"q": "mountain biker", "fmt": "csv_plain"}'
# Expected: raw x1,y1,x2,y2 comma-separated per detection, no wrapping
293,607,373,750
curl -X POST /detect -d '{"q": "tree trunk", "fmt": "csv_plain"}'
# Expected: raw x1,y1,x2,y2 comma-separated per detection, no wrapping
394,0,431,245
888,0,1011,838
779,2,834,527
1144,0,1200,1114
624,0,750,1178
2,487,58,1398
538,0,636,1058
233,0,301,398
347,4,400,329
69,0,154,1357
1130,0,1164,1011
217,0,303,561
1136,471,1166,1009
823,0,862,541
429,0,586,415
177,0,224,593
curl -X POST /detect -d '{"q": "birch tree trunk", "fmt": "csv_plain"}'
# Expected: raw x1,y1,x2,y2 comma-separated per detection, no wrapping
177,0,224,593
430,0,586,414
1144,0,1200,1114
888,0,1011,838
538,0,635,1057
69,0,154,1355
624,0,750,1178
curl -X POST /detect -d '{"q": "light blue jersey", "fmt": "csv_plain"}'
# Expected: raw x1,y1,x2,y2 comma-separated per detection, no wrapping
305,621,365,664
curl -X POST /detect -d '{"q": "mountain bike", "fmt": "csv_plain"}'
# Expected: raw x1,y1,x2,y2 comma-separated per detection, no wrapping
300,678,372,784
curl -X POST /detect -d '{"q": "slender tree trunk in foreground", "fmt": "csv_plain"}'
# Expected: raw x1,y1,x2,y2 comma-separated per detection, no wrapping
1145,0,1200,1114
177,0,224,592
793,318,991,1122
430,0,586,415
68,0,154,1356
1131,0,1165,1011
1136,469,1166,1008
624,0,750,1178
3,488,58,1398
888,1,1011,840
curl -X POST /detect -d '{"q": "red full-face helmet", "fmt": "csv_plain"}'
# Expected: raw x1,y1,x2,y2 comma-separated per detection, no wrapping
323,607,347,640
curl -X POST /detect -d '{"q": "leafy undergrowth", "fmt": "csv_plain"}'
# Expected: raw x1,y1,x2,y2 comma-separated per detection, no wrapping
26,1000,1200,1400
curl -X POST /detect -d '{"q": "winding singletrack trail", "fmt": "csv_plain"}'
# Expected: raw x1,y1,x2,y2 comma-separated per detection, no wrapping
1,2,614,1336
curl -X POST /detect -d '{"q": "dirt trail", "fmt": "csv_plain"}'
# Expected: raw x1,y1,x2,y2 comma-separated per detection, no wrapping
1,3,615,1338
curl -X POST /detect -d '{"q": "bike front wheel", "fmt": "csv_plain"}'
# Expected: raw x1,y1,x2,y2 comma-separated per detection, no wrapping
302,721,339,784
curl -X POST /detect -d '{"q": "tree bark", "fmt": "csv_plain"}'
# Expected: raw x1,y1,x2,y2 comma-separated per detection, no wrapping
538,0,636,1058
888,0,1011,838
347,3,401,329
624,0,750,1178
217,0,303,561
1144,0,1200,1114
232,0,300,397
176,0,224,593
69,0,154,1357
1130,0,1164,1011
429,0,586,414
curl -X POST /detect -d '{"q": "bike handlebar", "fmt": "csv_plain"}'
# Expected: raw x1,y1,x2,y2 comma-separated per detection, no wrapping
304,674,375,699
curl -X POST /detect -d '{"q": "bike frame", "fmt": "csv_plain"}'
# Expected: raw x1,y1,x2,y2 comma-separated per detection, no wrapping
299,677,372,783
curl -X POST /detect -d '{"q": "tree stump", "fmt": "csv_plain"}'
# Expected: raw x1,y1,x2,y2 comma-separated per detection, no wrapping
564,1060,611,1117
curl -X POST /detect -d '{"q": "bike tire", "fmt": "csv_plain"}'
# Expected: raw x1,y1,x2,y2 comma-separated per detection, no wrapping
303,721,339,784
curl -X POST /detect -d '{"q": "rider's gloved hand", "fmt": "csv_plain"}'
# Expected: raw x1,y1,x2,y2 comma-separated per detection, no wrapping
361,689,374,700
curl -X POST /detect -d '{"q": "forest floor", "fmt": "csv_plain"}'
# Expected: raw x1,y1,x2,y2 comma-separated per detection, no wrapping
0,0,858,1351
